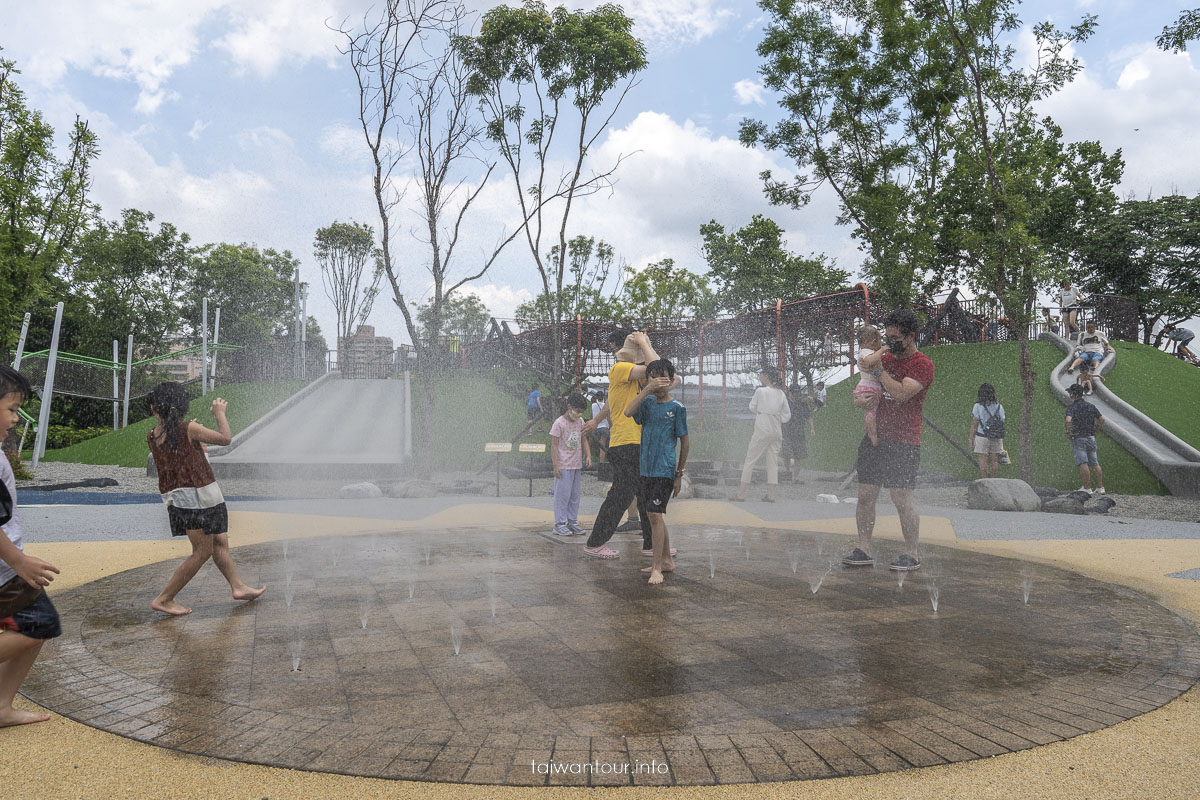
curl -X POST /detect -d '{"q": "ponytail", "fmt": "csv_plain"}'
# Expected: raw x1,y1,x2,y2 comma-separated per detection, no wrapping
148,382,191,451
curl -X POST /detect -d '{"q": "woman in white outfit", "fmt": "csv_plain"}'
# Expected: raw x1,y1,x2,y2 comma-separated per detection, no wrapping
732,367,791,502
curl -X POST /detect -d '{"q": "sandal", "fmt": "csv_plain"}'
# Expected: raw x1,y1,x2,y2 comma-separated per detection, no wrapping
582,545,620,559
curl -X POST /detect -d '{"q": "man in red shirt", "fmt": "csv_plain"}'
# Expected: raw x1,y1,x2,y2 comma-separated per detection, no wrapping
842,309,934,571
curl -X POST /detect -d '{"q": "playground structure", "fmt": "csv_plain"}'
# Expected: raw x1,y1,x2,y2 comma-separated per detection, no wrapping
9,300,237,464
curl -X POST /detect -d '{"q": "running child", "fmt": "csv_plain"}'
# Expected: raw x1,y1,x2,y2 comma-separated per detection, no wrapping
853,325,884,446
624,359,689,585
146,382,264,615
551,393,592,535
1,364,61,727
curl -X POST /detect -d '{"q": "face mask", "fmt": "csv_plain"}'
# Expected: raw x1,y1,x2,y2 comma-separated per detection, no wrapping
887,336,908,355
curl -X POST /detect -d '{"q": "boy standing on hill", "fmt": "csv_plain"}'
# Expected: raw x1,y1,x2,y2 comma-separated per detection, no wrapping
551,393,592,535
625,359,689,585
1065,383,1107,495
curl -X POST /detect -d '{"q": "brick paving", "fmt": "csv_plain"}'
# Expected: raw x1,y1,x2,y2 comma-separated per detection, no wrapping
23,526,1200,785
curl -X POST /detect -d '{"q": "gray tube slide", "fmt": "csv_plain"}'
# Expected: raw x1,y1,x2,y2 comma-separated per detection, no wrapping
1042,332,1200,497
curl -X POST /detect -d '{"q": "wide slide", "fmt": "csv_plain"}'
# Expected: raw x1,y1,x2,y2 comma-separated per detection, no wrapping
1042,332,1200,497
208,373,411,479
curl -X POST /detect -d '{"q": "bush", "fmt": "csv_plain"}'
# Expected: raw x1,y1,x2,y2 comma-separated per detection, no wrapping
5,446,32,480
45,425,110,450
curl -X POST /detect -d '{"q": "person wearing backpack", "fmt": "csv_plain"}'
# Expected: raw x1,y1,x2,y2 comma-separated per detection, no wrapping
969,383,1006,478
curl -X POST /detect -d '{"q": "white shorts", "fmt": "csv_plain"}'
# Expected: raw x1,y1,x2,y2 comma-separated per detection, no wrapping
974,435,1005,454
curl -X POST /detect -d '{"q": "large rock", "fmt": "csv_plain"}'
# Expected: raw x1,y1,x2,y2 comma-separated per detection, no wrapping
1084,497,1117,514
386,479,438,498
967,478,1042,512
339,481,382,499
1042,495,1087,515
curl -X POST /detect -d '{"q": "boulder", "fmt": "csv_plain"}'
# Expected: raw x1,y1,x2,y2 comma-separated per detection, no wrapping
1042,495,1087,515
1084,497,1117,514
816,493,840,504
839,497,858,505
692,485,729,500
386,479,438,498
339,482,382,499
967,479,1042,512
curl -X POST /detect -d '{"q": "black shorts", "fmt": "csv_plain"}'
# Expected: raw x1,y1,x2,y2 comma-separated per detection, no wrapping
640,476,676,514
0,591,61,640
527,407,542,420
855,436,921,490
168,503,229,537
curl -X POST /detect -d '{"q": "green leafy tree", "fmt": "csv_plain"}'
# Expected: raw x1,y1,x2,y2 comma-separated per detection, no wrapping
515,235,626,326
0,52,98,346
71,208,194,354
458,1,647,382
313,220,382,348
739,0,957,307
416,291,491,341
1079,194,1200,343
1158,9,1200,52
619,258,716,327
700,214,847,313
188,243,300,351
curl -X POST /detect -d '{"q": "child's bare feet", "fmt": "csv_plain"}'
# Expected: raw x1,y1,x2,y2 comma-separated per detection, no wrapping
151,599,192,616
869,434,879,446
233,585,266,602
647,569,665,585
0,707,52,727
640,562,675,574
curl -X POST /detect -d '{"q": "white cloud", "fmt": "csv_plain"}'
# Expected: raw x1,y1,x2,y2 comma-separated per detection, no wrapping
733,78,765,105
187,119,210,141
319,122,366,161
460,284,535,320
214,0,347,77
1041,42,1200,197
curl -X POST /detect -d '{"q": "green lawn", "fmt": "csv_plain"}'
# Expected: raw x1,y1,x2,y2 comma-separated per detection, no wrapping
1099,339,1200,450
39,380,310,468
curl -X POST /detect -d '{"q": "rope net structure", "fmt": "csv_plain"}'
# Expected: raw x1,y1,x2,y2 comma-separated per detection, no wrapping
13,342,242,402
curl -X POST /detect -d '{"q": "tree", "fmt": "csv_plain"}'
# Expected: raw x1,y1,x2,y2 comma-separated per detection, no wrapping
71,208,194,354
415,291,491,341
313,220,383,352
740,0,956,307
1079,194,1200,343
0,51,98,346
515,235,627,327
458,1,647,383
700,214,847,313
335,0,525,468
929,1,1101,484
1158,9,1200,52
619,258,716,327
188,243,300,351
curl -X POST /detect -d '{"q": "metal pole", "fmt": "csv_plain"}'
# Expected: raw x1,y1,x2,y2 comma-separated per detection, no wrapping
112,340,119,430
210,307,221,387
12,312,31,368
403,370,413,460
301,286,308,379
293,267,301,379
123,335,134,427
33,302,63,465
201,296,209,396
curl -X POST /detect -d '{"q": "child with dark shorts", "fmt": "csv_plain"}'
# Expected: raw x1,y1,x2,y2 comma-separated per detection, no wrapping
625,359,689,585
146,382,265,616
0,364,61,728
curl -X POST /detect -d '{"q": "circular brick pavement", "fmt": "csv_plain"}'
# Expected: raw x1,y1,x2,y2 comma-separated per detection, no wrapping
25,526,1200,786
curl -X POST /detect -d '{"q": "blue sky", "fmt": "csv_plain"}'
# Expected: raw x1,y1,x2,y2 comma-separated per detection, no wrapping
3,1,1198,347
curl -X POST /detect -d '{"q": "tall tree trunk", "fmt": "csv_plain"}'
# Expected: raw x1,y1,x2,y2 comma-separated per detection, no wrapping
1017,333,1036,486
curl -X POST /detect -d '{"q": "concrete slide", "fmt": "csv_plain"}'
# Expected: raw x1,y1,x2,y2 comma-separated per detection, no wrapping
1042,332,1200,497
208,372,412,479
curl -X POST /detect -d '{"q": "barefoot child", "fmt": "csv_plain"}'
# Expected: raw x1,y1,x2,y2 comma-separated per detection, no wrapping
146,382,264,615
551,393,592,535
0,365,61,728
624,359,689,585
854,325,884,446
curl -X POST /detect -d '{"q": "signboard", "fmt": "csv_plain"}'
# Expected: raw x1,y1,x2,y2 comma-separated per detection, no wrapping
518,443,547,453
484,442,513,453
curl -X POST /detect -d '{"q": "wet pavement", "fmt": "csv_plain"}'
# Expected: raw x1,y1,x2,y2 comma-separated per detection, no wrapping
23,525,1200,786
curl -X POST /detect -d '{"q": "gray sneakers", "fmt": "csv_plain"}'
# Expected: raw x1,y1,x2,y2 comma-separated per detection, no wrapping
889,553,921,571
841,548,874,566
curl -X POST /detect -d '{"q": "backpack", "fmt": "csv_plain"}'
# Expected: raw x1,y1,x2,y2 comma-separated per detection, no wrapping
981,404,1005,439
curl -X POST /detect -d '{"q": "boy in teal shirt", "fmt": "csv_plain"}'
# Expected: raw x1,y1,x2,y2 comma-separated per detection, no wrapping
625,359,689,585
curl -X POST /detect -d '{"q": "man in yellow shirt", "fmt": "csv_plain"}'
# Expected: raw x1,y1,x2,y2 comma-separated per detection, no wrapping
581,331,662,558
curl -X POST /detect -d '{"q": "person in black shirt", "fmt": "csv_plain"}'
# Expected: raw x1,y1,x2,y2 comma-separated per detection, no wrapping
1064,384,1106,495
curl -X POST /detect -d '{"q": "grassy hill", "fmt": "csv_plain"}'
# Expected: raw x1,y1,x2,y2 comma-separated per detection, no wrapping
38,380,310,468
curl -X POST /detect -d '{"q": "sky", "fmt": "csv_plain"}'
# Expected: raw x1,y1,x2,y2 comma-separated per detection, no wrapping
3,0,1199,350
